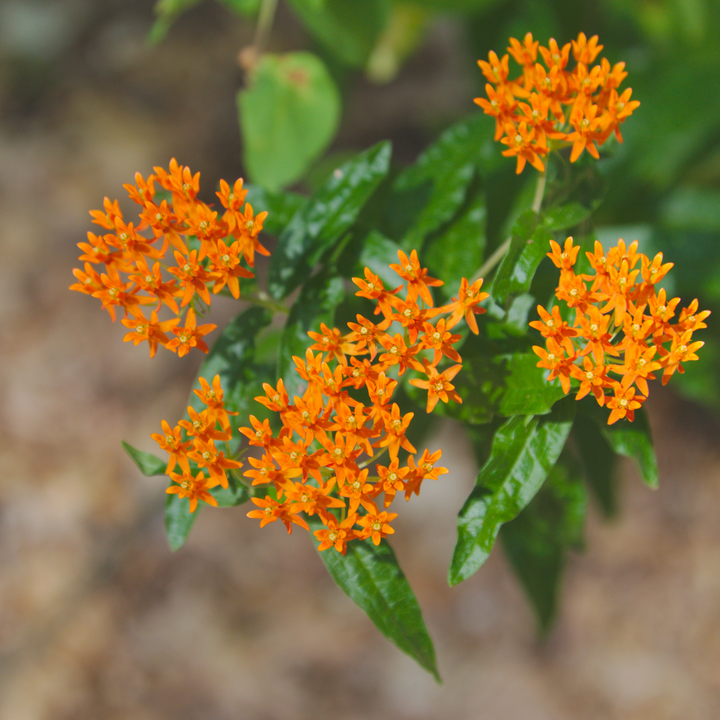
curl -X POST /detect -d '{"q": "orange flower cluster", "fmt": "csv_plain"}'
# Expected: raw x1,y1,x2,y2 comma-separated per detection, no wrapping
475,32,639,173
241,250,489,553
532,237,709,424
69,159,269,357
152,375,242,512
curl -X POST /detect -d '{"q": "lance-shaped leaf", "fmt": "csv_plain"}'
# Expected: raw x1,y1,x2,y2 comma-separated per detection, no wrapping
121,441,167,476
449,397,575,586
497,352,567,417
188,306,273,418
268,141,392,299
491,210,554,306
238,52,341,193
311,525,440,681
211,472,250,507
164,492,198,552
500,457,587,632
579,402,659,489
572,411,618,517
277,271,345,398
243,185,307,237
392,116,488,251
542,202,593,232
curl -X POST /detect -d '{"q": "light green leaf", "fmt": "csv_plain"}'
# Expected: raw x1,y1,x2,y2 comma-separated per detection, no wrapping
164,492,199,552
449,397,575,585
268,141,392,298
121,441,167,476
238,52,341,192
542,202,593,233
312,524,440,681
215,0,261,14
498,352,567,416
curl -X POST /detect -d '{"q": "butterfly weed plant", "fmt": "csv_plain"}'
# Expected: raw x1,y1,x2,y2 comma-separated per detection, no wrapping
71,33,708,680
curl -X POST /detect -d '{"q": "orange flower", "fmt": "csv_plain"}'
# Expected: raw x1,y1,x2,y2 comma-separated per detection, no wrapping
165,308,216,357
167,470,217,513
409,361,463,413
313,514,358,554
356,511,397,546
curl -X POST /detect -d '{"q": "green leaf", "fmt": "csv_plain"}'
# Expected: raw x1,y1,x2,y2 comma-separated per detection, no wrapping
491,210,553,305
238,52,341,192
164,492,199,552
409,0,500,10
449,397,575,586
286,0,391,67
312,526,440,681
542,202,593,233
498,352,567,416
121,441,167,476
243,185,307,236
268,141,392,298
580,403,659,489
211,472,250,507
215,0,261,15
148,0,201,43
423,190,487,298
277,271,346,398
572,412,618,517
189,306,274,418
392,116,488,251
500,458,587,632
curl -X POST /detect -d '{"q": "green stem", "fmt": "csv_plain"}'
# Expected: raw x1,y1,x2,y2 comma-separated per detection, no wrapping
471,169,547,282
252,0,278,58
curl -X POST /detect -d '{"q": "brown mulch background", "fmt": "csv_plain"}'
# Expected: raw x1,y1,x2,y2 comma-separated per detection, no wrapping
1,3,719,718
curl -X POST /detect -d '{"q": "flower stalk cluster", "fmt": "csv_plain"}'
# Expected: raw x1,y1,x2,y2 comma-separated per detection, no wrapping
532,237,709,424
152,376,242,512
69,159,268,357
475,32,639,173
240,250,489,553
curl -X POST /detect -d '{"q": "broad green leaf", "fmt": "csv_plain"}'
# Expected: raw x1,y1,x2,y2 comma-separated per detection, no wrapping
409,0,500,10
277,271,345,398
491,210,553,305
449,397,575,586
238,52,341,192
393,116,488,251
498,352,567,416
216,0,261,14
579,402,659,489
423,190,487,298
164,492,199,552
500,458,587,632
268,141,392,299
311,525,440,681
243,185,307,236
542,202,593,233
121,441,167,476
572,411,618,517
189,306,274,418
286,0,390,67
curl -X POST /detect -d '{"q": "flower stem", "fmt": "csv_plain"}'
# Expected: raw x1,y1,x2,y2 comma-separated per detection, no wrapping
244,291,289,315
252,0,278,58
471,169,547,282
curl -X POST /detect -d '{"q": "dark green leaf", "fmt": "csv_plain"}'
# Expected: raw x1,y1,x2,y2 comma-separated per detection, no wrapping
393,116,488,252
572,411,618,517
189,306,274,418
500,458,587,632
491,210,553,305
286,0,390,67
238,52,341,192
579,402,659,489
277,271,345,398
542,202,593,233
164,492,199,552
498,352,567,416
121,441,167,476
211,472,250,507
449,397,575,586
423,190,487,298
268,141,392,299
243,185,307,236
312,525,440,681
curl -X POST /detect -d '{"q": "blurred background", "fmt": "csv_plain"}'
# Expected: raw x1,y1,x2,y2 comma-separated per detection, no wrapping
2,0,720,718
